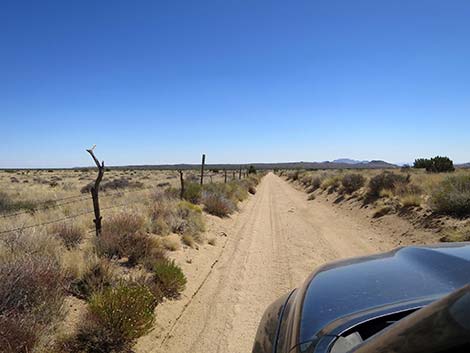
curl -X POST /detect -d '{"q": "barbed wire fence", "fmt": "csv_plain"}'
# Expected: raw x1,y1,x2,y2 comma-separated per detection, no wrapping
0,150,250,237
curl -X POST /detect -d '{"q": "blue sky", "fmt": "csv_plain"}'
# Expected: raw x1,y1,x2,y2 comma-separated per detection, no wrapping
1,1,469,168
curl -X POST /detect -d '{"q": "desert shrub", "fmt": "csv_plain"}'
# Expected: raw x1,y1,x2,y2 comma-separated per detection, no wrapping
321,176,341,191
51,223,85,249
61,319,133,353
0,255,65,353
341,173,366,194
395,183,423,208
367,172,409,198
248,185,256,194
287,171,300,181
202,191,236,217
88,283,157,341
183,182,202,204
0,192,38,214
149,198,204,237
97,212,158,265
0,315,37,353
0,255,64,319
227,181,249,202
182,234,195,248
430,175,470,216
81,178,144,194
308,176,322,192
174,201,205,235
0,192,12,212
153,259,186,299
69,260,116,300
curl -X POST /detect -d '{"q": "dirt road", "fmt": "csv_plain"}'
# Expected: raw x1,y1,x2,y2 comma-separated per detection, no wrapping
137,173,396,353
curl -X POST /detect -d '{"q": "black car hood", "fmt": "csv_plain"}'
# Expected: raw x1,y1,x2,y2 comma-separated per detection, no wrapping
299,243,470,345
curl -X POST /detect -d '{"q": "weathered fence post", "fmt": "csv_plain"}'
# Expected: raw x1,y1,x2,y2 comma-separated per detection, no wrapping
200,154,206,185
179,170,184,200
239,166,242,180
224,169,227,183
86,145,104,237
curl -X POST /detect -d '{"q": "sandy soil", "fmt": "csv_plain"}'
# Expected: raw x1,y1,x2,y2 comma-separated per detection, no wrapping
136,173,415,353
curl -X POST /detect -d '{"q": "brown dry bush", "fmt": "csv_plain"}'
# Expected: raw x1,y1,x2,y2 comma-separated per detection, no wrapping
51,223,85,249
69,259,116,300
341,173,366,194
0,254,65,353
202,191,236,217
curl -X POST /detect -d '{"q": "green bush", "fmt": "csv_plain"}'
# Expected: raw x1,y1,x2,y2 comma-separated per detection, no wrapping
88,283,157,341
414,156,455,173
341,173,366,194
153,259,186,299
248,165,257,174
367,172,409,198
430,175,470,216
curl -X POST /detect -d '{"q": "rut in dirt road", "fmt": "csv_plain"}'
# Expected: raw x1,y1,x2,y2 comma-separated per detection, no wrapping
137,173,396,353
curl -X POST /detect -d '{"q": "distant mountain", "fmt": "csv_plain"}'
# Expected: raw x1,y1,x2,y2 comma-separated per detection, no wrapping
108,160,398,170
456,163,470,169
332,158,369,165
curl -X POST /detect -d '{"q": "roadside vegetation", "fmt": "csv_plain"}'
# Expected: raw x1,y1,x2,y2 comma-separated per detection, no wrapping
281,156,470,243
0,168,263,353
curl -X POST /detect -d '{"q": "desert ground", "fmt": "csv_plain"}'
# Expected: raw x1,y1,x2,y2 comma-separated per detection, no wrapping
1,167,468,353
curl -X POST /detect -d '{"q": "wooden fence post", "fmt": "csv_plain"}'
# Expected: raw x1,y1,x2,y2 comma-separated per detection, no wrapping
224,169,227,183
232,170,235,180
200,154,206,185
239,166,242,180
86,145,104,237
179,170,184,200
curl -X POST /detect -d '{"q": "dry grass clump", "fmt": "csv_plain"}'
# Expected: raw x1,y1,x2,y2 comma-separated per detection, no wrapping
69,259,117,300
182,234,195,248
321,175,342,192
161,234,181,251
52,222,85,249
430,175,470,217
149,197,205,237
440,225,470,242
